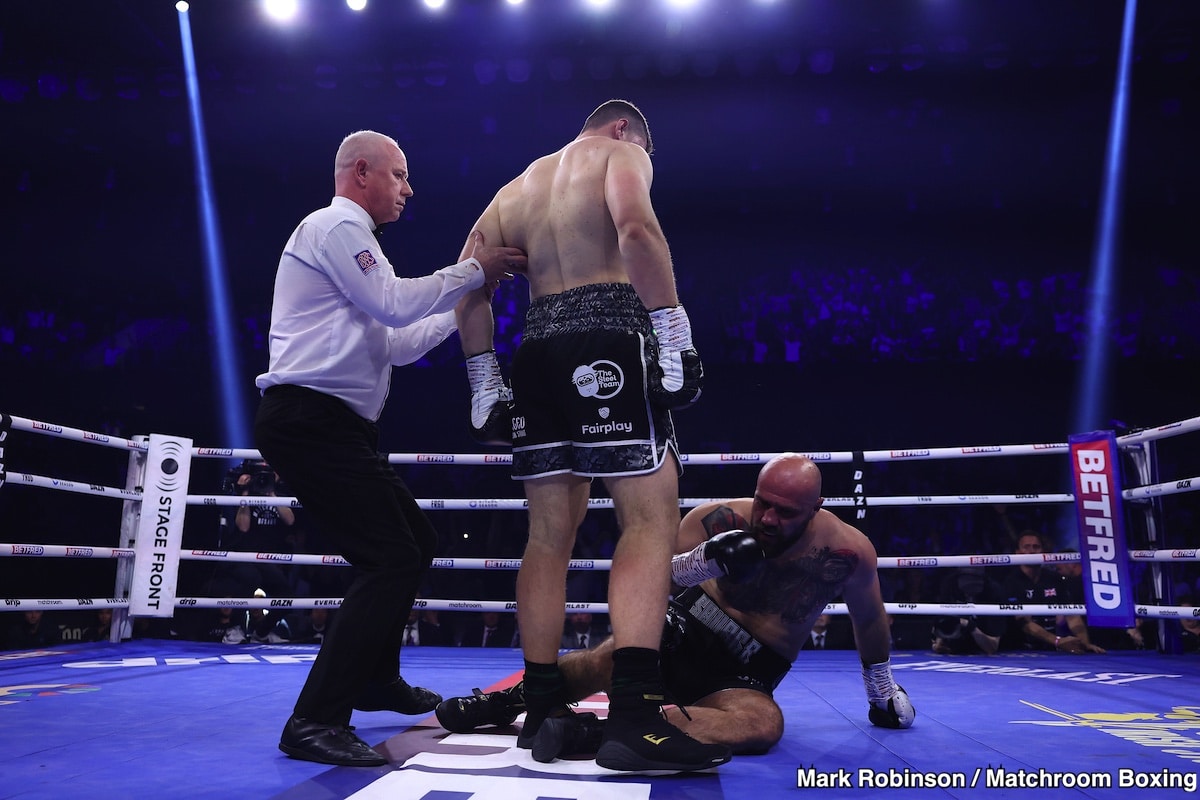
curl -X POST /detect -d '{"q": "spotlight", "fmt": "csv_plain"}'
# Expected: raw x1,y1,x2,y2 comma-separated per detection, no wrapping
263,0,299,22
175,1,189,11
347,0,367,10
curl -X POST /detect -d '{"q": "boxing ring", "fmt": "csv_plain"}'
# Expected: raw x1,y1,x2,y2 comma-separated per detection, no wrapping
2,411,1200,799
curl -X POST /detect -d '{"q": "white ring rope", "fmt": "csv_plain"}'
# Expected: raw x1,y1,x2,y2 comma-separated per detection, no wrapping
7,471,1198,508
4,545,1197,567
9,412,1200,462
7,596,1195,623
3,412,1199,629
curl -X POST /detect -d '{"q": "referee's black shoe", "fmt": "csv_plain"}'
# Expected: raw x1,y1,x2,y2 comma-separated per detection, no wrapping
278,716,387,767
354,677,442,715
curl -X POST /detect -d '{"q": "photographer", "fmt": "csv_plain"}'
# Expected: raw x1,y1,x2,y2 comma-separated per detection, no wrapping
931,567,1005,655
210,460,298,602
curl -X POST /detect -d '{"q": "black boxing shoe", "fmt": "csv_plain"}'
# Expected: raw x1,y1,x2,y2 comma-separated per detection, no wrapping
596,712,731,774
353,677,442,715
278,715,387,767
530,711,606,763
436,681,525,734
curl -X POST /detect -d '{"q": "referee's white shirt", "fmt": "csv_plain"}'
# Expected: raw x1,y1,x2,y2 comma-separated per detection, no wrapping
256,196,484,421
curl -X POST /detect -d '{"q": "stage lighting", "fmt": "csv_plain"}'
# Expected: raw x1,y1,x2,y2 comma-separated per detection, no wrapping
263,0,299,23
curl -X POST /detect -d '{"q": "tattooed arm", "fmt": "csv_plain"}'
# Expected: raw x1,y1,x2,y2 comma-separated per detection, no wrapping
676,500,751,553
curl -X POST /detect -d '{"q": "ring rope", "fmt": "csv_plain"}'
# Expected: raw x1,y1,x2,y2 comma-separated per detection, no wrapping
3,544,1196,566
4,412,1199,637
7,472,1198,509
9,411,1200,464
6,596,1194,622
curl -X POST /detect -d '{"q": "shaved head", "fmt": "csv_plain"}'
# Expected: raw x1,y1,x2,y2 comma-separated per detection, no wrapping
757,453,823,506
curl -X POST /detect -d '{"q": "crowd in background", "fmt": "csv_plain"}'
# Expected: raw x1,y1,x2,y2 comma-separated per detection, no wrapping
5,261,1197,373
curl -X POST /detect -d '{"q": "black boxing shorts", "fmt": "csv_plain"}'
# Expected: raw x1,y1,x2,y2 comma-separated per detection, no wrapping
659,586,793,703
510,282,679,480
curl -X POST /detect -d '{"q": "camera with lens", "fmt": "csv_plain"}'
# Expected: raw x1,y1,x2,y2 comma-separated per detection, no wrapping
223,459,279,496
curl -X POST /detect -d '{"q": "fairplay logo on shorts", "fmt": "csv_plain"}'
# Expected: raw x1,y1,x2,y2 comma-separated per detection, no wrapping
572,361,623,400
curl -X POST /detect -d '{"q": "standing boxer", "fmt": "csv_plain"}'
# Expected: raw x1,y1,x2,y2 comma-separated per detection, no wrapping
446,100,724,773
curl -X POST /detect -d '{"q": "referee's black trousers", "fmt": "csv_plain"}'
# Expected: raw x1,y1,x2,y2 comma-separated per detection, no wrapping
255,385,437,725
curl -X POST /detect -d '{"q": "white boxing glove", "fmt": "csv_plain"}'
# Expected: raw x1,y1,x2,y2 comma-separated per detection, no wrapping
862,659,915,729
648,305,703,409
465,350,513,446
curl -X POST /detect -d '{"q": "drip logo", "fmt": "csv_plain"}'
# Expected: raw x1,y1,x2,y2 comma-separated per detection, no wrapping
572,361,623,400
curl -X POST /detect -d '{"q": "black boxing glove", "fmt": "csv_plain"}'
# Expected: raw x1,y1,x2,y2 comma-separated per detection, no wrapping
671,531,765,586
648,305,703,409
465,350,514,446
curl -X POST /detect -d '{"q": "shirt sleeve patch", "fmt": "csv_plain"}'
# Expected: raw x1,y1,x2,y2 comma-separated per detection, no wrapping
355,249,381,276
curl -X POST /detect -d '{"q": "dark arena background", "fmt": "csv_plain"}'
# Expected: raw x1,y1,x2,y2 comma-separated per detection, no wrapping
1,2,1199,799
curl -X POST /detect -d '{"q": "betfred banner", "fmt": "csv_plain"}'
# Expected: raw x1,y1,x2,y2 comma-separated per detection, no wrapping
1068,431,1135,628
130,434,193,617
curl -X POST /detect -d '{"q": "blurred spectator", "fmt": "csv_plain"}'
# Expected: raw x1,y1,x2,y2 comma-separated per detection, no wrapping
5,610,60,650
999,531,1102,654
800,613,854,650
287,608,334,645
560,612,608,650
403,608,454,647
457,611,515,648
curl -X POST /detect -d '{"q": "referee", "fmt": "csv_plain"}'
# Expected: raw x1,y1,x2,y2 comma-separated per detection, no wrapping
254,130,524,766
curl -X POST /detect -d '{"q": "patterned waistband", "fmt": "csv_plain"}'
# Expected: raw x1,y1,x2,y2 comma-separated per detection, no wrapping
523,282,651,341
